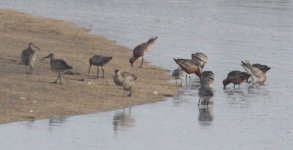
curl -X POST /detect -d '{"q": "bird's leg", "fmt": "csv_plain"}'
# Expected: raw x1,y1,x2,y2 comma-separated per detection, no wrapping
102,66,105,78
185,75,188,86
96,66,99,78
233,84,235,89
198,98,201,106
140,56,144,68
128,88,132,97
59,72,62,85
52,74,59,84
29,65,33,74
88,64,92,76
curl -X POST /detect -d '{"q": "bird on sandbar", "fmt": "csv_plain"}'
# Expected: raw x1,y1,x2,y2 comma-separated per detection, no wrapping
129,36,158,68
252,63,271,73
241,60,266,84
198,71,214,106
113,69,137,97
173,58,202,78
41,53,72,84
88,55,112,78
223,71,251,89
191,52,208,69
21,42,40,74
172,67,191,86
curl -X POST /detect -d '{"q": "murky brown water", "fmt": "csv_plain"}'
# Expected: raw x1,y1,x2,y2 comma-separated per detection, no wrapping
0,0,293,149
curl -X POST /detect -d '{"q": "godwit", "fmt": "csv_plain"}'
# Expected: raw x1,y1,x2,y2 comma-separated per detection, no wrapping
173,58,202,78
21,42,40,74
129,36,158,68
41,53,72,84
198,71,214,106
191,52,208,69
88,55,112,78
171,67,191,86
252,63,271,73
113,69,137,97
223,71,251,89
241,60,266,84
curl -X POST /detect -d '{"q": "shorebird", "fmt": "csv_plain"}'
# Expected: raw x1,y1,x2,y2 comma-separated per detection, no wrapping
129,36,158,68
88,55,112,78
113,69,137,97
223,71,251,89
41,53,72,84
191,52,208,69
252,63,271,73
241,60,266,84
173,58,202,78
198,71,214,106
171,67,191,86
21,42,40,74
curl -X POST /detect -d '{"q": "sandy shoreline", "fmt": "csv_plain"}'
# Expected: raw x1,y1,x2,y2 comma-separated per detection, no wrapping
0,9,177,124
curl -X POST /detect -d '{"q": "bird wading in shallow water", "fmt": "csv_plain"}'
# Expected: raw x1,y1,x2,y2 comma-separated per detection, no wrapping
198,71,214,106
241,60,266,84
129,36,158,68
173,58,202,78
88,55,112,78
41,53,72,85
172,67,191,86
21,42,40,74
223,71,251,89
113,69,137,97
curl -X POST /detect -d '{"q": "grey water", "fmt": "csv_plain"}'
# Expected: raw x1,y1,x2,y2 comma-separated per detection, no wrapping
0,0,293,149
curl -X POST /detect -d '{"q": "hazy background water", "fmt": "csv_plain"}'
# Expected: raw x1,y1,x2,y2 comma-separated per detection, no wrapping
0,0,293,150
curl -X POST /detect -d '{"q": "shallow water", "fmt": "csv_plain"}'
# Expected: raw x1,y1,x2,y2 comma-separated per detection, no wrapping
0,0,293,149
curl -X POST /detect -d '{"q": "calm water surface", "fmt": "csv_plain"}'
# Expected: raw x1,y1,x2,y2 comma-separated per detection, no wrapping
0,0,293,149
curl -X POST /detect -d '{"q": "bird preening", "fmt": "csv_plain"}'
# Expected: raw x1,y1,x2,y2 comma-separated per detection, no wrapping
129,36,158,68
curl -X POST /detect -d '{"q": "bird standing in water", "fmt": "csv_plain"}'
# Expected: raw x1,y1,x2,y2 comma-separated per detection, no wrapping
172,67,191,86
88,55,112,78
198,71,214,106
113,69,137,97
252,63,271,73
129,36,158,68
223,71,251,89
241,60,266,84
21,42,40,74
173,58,202,78
41,53,72,84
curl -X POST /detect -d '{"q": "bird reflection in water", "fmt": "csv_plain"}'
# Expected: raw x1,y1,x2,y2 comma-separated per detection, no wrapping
49,116,67,127
113,107,135,131
198,105,214,125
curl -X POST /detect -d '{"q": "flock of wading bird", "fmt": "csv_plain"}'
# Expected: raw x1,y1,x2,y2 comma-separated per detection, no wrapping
20,36,270,104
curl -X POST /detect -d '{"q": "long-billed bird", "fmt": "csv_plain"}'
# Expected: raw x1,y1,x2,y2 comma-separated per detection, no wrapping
41,53,72,84
173,58,202,78
241,60,266,84
88,55,112,78
223,71,251,89
21,42,40,74
129,36,158,68
113,69,137,97
191,52,208,69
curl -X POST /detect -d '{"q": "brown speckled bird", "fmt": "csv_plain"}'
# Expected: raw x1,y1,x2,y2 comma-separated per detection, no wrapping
129,36,158,68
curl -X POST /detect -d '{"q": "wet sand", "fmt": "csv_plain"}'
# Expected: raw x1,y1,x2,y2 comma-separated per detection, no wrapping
0,9,177,124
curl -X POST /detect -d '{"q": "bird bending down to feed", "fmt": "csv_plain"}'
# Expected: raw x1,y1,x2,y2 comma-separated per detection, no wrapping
88,55,112,78
173,58,202,78
113,69,137,97
241,60,266,84
252,63,271,73
129,36,158,68
41,53,72,84
172,67,191,86
191,52,208,69
223,71,251,89
198,71,214,106
21,42,40,74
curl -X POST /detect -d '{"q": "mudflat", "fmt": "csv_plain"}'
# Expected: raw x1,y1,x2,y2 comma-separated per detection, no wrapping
0,9,177,124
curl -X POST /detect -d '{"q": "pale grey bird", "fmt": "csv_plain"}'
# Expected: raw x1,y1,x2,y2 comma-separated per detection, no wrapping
191,52,208,69
88,55,112,78
252,63,271,73
41,53,72,84
171,67,191,86
21,42,40,74
241,60,266,84
198,71,214,106
129,36,158,68
113,69,137,97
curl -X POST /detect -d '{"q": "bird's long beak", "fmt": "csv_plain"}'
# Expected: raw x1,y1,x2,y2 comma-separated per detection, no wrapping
41,55,49,62
33,45,41,51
